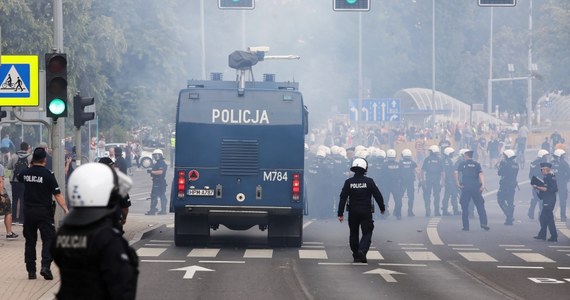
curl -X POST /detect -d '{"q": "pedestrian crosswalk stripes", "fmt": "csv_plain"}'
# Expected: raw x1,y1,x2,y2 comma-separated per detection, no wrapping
512,253,555,263
458,252,497,262
135,243,565,264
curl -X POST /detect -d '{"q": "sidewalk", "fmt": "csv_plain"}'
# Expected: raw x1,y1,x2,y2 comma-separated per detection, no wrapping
0,213,172,300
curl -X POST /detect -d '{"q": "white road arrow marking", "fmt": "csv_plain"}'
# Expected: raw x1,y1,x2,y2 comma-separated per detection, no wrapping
364,268,405,283
169,265,214,279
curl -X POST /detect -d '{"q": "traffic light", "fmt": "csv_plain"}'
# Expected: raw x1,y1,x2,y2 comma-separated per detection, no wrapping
73,95,95,127
333,0,370,11
478,0,516,7
218,0,254,10
45,53,68,119
0,109,6,121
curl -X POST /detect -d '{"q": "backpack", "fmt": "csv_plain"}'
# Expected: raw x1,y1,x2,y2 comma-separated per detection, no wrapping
12,156,28,182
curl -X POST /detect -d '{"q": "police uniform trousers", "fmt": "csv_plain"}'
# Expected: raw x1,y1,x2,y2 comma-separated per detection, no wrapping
537,204,557,240
559,183,568,220
442,183,459,214
401,180,415,215
348,209,374,255
150,182,167,213
11,181,25,223
528,190,543,219
497,186,516,223
459,188,488,229
423,178,441,216
23,206,56,272
384,186,402,217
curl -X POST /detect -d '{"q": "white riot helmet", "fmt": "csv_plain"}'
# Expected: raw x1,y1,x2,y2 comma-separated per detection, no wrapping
316,149,327,158
428,145,440,153
355,150,369,159
503,149,516,159
350,157,368,173
65,163,133,226
443,147,455,157
152,149,164,160
537,149,549,158
331,146,341,155
386,149,397,158
459,149,470,156
401,149,413,158
338,147,347,159
553,149,566,158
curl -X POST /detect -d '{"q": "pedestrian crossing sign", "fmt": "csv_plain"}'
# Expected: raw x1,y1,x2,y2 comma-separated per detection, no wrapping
0,55,39,106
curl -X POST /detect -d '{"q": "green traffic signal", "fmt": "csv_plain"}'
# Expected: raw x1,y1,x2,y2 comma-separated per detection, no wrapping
346,0,357,4
333,0,370,11
48,98,67,116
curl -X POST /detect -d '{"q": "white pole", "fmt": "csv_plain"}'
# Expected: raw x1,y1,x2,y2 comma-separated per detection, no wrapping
487,7,494,114
200,0,206,80
431,0,436,125
527,0,533,127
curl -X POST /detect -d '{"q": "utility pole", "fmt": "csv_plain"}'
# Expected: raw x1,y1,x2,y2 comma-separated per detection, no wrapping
527,0,533,128
52,0,66,227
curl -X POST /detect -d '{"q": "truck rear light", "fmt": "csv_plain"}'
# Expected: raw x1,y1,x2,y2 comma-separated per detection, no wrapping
292,173,301,200
177,170,185,198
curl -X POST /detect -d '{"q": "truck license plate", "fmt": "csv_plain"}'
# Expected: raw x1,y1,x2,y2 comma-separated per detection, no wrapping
188,189,214,196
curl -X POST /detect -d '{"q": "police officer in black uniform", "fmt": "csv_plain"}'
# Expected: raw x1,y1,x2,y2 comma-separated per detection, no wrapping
52,163,139,299
18,147,69,280
528,150,549,219
497,149,519,225
367,148,386,219
399,149,418,217
533,162,558,242
441,147,460,216
421,145,444,217
146,149,168,215
455,150,490,231
551,149,569,221
381,149,403,219
338,157,385,263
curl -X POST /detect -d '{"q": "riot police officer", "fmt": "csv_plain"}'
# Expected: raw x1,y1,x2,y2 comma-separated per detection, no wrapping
533,162,558,242
381,149,403,219
399,149,418,217
146,149,168,215
455,150,490,231
367,148,387,219
337,158,385,263
307,147,331,219
528,150,549,219
551,149,569,221
442,147,460,216
19,147,69,280
52,163,139,299
421,145,444,217
497,149,519,225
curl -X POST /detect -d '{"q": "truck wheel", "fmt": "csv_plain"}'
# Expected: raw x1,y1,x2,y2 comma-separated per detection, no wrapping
268,215,303,247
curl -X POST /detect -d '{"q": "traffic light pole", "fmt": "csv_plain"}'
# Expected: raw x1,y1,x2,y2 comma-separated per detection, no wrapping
52,0,66,228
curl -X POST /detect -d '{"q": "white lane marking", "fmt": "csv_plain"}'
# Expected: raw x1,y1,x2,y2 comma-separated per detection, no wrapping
303,241,324,245
458,252,498,262
513,253,555,263
497,266,544,269
548,245,570,248
170,265,214,279
243,249,273,258
137,247,167,257
144,243,172,247
141,260,186,263
399,243,424,246
198,260,245,264
448,244,473,247
401,247,428,250
129,191,150,197
318,262,368,266
301,245,325,249
188,248,220,258
499,245,525,247
558,267,570,270
150,240,173,243
379,263,427,267
166,224,174,228
427,227,444,245
299,249,328,259
557,225,570,239
505,249,533,251
303,220,313,229
367,250,384,260
556,250,570,252
405,251,441,261
452,248,480,251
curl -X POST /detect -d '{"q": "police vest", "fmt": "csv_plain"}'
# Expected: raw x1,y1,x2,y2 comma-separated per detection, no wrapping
52,218,139,300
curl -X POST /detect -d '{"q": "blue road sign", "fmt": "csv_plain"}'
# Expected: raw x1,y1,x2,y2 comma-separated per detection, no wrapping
0,55,39,106
348,98,400,122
